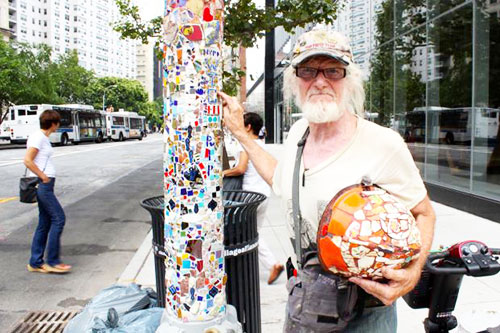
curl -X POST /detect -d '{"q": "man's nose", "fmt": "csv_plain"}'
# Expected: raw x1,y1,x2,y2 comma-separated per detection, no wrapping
311,71,330,88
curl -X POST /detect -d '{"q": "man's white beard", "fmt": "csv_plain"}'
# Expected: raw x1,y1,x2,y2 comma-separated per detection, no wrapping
301,99,344,124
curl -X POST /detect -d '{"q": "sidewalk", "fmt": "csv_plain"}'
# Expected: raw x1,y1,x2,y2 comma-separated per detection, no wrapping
119,144,500,332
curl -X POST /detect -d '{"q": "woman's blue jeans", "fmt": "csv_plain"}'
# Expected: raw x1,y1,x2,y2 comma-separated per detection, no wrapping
29,178,66,267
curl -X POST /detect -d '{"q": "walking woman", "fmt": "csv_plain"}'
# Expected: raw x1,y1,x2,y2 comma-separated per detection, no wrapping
24,110,71,274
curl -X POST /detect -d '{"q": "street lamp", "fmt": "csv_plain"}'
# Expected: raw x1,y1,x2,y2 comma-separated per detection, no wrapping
102,84,118,112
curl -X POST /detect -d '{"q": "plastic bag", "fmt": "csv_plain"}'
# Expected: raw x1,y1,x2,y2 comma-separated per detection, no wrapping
91,307,164,333
63,284,156,333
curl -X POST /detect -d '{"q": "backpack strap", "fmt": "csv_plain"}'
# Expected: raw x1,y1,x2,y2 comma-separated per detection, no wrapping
292,127,309,268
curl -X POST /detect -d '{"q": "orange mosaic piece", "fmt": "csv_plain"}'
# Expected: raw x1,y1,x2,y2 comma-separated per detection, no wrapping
317,184,421,279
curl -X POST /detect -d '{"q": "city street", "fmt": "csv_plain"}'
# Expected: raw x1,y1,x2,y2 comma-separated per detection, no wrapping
0,134,163,329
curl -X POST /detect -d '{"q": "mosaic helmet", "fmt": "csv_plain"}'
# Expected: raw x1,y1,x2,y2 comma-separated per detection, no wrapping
317,182,421,279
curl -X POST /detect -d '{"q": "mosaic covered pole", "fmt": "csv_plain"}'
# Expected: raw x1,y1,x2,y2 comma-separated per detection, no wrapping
158,0,240,331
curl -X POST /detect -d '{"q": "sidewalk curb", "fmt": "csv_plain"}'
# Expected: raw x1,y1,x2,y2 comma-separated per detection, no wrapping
118,230,152,284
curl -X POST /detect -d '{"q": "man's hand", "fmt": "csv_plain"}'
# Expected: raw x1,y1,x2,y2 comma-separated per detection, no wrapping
349,263,422,306
218,91,247,140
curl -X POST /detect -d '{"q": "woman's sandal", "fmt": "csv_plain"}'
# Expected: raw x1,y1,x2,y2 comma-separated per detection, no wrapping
27,264,49,273
45,263,72,273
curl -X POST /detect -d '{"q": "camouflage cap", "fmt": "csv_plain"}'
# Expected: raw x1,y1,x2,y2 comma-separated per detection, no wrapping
291,29,354,67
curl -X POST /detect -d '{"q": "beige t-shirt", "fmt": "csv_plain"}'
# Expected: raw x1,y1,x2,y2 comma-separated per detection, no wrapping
272,117,427,249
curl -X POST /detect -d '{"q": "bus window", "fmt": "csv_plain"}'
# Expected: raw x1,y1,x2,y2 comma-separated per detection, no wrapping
27,110,37,116
58,111,73,127
130,118,142,129
18,109,26,116
10,109,15,120
114,117,124,126
94,114,102,127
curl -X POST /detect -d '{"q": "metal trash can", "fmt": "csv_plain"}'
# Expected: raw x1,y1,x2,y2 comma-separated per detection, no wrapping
140,190,266,333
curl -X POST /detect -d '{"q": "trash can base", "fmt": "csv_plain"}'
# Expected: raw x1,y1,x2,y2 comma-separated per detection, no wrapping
155,305,242,333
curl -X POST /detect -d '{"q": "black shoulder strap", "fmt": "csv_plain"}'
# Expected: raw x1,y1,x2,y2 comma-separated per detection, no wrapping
292,127,309,267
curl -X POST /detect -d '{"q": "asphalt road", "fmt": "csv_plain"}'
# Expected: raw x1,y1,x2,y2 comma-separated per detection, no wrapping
0,134,163,330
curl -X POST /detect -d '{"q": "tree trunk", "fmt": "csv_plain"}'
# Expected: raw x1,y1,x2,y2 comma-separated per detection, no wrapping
239,45,246,104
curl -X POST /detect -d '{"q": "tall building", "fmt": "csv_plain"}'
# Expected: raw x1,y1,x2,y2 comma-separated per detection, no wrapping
330,0,384,77
136,39,163,102
0,0,10,41
8,0,136,78
136,41,155,101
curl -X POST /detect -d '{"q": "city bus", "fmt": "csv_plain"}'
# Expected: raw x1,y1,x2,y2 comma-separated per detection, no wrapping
0,109,13,140
394,107,499,145
8,104,106,145
105,110,146,141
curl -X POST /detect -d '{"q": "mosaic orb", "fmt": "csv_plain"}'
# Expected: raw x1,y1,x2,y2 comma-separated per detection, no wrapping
317,184,421,279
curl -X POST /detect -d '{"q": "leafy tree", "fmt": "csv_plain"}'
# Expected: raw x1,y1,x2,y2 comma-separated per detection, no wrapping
112,0,341,95
51,50,95,104
139,98,164,127
0,41,96,123
0,40,23,122
83,76,149,113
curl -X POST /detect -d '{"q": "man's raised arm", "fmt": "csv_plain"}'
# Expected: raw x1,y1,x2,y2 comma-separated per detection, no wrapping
218,91,277,186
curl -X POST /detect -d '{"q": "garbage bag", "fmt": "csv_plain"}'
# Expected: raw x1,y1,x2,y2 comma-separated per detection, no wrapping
64,284,157,333
91,307,164,332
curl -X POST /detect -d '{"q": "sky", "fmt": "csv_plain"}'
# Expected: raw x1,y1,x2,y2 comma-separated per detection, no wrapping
135,0,265,92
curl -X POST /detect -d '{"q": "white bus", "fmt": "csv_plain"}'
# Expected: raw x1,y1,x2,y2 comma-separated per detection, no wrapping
8,104,106,145
105,110,146,141
395,107,499,145
0,109,13,140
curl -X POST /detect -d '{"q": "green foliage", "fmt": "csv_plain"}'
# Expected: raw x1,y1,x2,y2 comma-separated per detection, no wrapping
139,98,164,127
224,0,339,48
83,77,149,113
0,40,154,124
112,0,339,95
222,68,246,97
0,41,95,112
51,50,95,104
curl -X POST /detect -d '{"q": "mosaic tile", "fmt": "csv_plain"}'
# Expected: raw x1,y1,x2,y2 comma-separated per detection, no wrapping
162,0,226,322
317,184,422,279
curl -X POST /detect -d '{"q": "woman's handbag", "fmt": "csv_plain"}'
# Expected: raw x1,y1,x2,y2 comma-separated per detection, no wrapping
19,175,39,203
20,159,48,204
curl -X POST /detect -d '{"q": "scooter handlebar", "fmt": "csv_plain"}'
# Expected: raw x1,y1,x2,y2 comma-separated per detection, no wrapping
425,251,468,274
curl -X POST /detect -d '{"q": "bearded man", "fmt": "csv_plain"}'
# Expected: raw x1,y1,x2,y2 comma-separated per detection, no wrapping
219,29,435,332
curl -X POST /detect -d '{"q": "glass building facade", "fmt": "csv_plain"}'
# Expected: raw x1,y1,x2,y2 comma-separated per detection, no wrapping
365,0,500,211
247,0,500,217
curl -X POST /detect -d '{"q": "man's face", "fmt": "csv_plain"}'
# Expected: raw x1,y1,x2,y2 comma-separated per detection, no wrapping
295,56,347,123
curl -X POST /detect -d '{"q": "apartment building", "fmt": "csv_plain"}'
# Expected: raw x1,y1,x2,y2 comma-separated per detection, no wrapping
9,0,136,78
136,41,155,101
331,0,384,77
1,0,11,41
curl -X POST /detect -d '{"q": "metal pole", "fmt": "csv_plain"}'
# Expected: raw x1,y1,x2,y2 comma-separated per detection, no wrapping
157,0,241,331
264,0,275,143
102,91,106,112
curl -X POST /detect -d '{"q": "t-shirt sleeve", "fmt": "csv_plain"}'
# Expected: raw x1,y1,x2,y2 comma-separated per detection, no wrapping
375,143,427,210
27,132,42,150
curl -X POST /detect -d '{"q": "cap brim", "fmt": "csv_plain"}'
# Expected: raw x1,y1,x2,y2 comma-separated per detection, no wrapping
291,50,350,67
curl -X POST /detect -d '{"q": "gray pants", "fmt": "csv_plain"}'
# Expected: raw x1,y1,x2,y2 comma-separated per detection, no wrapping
283,302,397,333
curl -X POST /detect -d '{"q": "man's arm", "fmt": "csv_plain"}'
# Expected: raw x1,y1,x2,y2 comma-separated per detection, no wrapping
349,195,436,305
218,91,277,186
